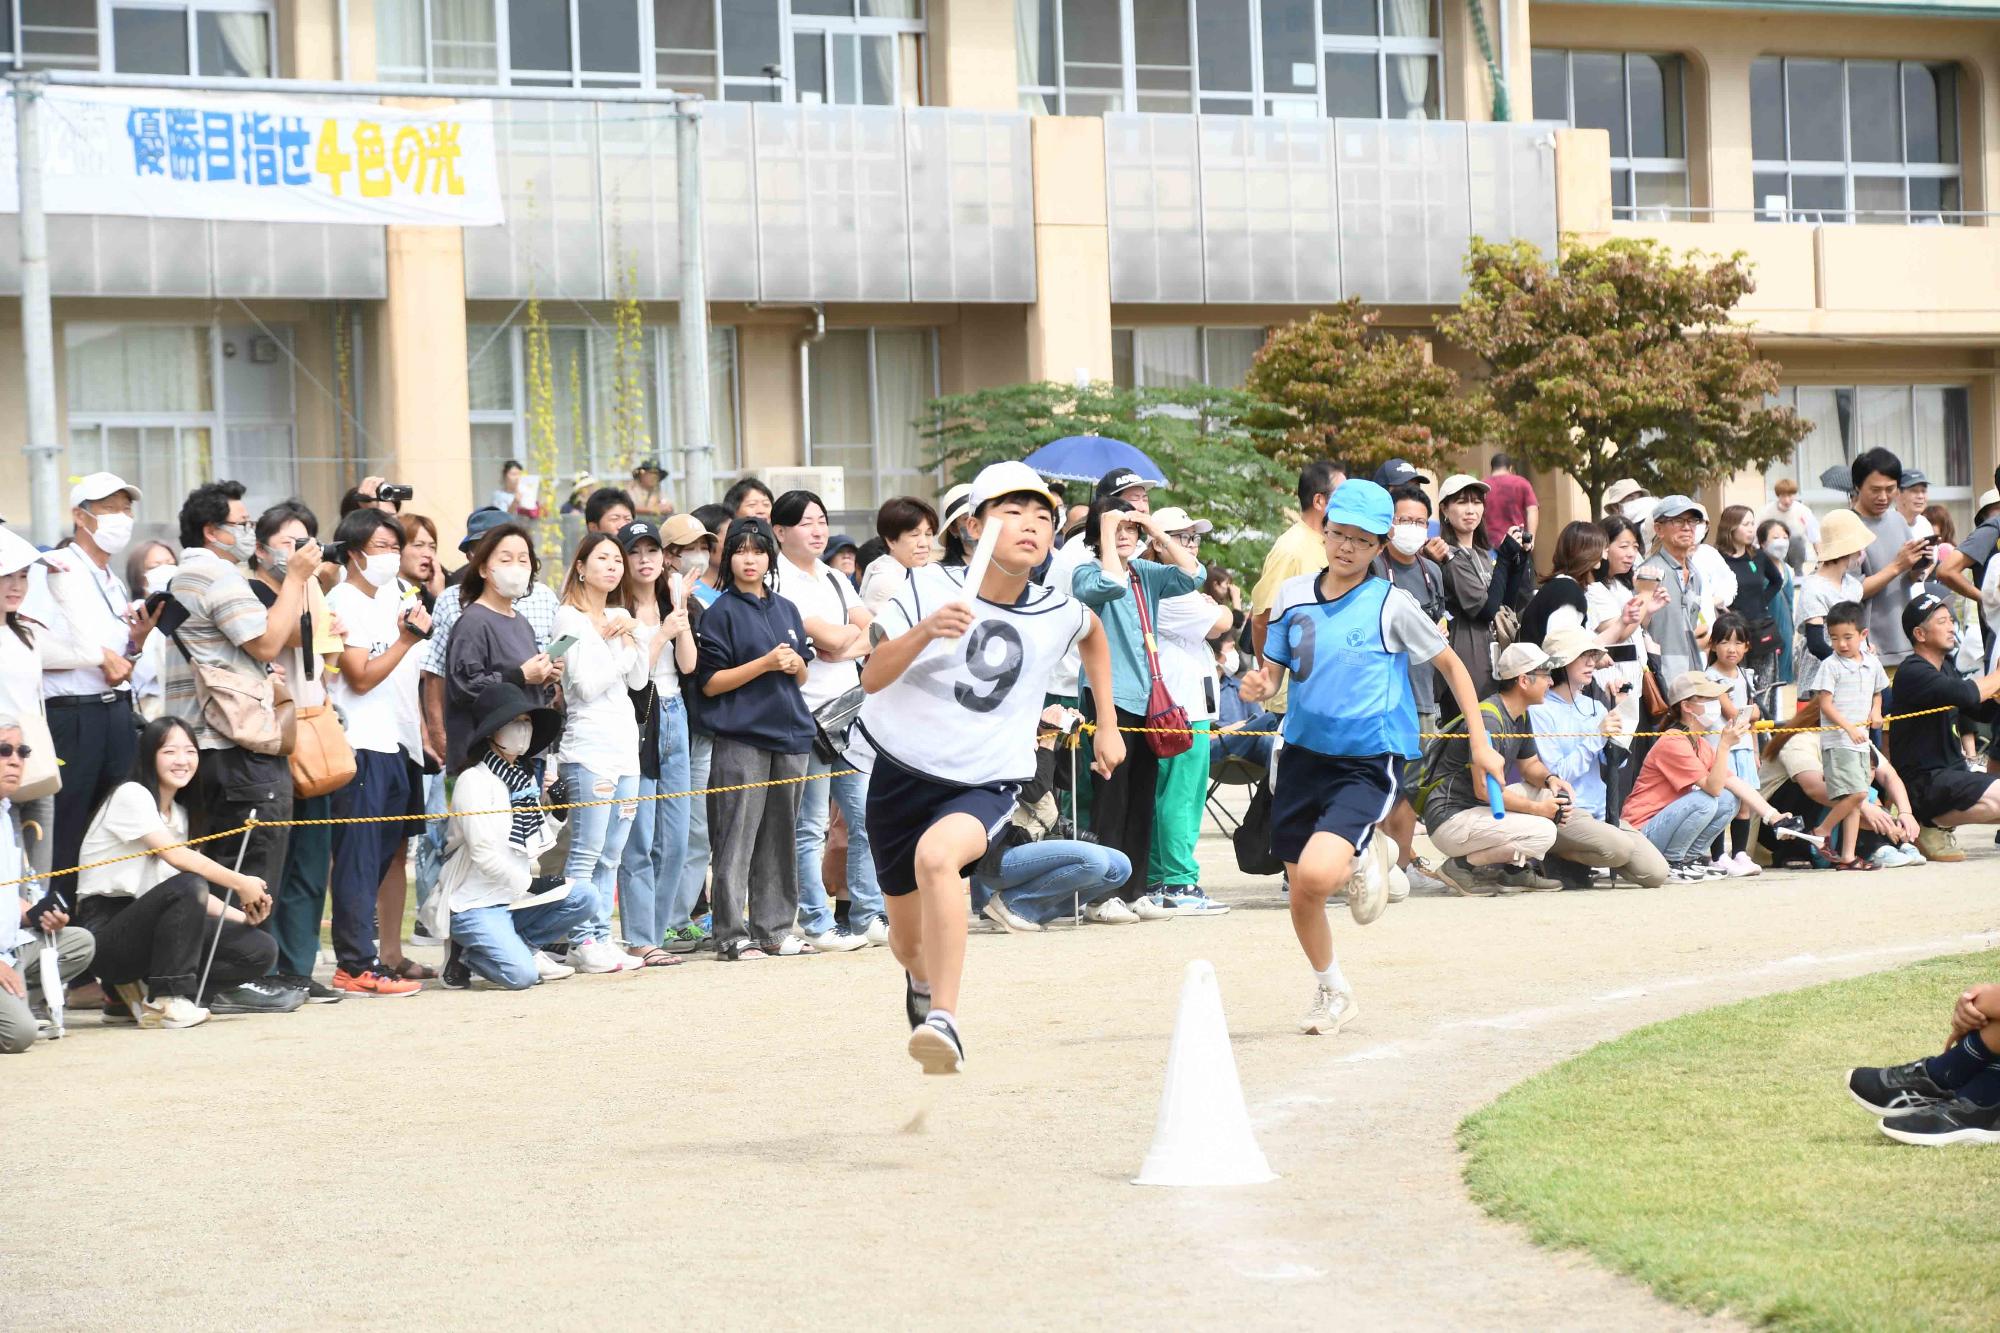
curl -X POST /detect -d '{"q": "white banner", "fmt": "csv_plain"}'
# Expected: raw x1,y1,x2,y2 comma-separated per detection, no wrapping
0,85,503,227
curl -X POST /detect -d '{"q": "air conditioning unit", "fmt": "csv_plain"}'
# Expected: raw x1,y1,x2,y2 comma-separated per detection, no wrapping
764,466,846,512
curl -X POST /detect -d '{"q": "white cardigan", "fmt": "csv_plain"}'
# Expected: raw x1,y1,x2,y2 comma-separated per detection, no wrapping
419,763,565,934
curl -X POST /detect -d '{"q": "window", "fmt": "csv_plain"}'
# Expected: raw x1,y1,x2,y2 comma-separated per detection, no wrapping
1111,325,1264,388
1532,49,1687,218
109,1,273,77
1751,58,1961,223
3,1,103,69
805,327,939,513
1767,383,1972,527
464,322,741,500
378,0,924,103
1020,0,1438,119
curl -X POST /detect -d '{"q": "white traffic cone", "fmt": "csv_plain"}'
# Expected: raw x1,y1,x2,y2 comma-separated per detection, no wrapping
1134,960,1276,1187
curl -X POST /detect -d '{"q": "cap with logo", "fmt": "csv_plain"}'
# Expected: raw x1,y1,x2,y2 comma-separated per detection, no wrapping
1666,670,1730,704
1494,641,1557,681
1322,478,1394,537
614,519,662,552
969,460,1063,516
1152,506,1212,535
69,472,141,508
1900,468,1930,489
1815,508,1872,563
1372,458,1431,489
1094,467,1160,499
1902,591,1952,640
1651,495,1707,523
1438,474,1489,505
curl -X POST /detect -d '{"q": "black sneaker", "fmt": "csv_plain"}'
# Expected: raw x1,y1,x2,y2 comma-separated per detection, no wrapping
1436,856,1501,897
1496,863,1564,894
904,971,931,1031
272,973,345,1004
441,942,472,991
205,978,307,1015
1848,1061,1955,1116
1877,1096,2000,1146
908,1012,964,1074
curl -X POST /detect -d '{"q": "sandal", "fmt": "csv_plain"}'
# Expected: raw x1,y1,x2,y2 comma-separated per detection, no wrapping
722,943,768,961
634,946,682,968
1830,855,1877,872
392,958,438,981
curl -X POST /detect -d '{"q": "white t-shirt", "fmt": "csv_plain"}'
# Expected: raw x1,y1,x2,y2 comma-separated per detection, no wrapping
77,782,184,900
775,556,863,711
553,604,647,778
1155,590,1222,722
858,563,1090,787
389,582,426,760
1039,536,1096,696
859,554,911,616
325,579,411,756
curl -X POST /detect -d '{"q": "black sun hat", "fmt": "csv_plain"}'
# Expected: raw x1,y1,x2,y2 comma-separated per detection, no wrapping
465,682,563,762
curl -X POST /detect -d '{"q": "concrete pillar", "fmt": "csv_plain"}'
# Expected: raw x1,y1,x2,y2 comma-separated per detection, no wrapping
939,306,1028,395
283,0,340,80
932,0,1019,111
374,226,475,551
738,323,805,473
1554,127,1614,236
1703,51,1756,217
1026,118,1113,385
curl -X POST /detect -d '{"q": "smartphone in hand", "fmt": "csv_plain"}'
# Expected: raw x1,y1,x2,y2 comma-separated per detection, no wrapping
545,633,580,660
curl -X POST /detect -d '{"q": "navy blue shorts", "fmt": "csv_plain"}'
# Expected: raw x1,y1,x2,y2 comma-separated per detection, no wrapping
1270,745,1403,865
866,751,1018,897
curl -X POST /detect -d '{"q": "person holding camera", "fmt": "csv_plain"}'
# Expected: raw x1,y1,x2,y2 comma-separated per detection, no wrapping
322,509,433,997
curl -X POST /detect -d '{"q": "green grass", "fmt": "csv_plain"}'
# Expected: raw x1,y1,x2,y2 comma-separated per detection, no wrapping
1459,950,2000,1332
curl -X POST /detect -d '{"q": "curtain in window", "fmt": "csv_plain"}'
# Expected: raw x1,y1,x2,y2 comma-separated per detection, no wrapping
1133,327,1201,387
66,326,211,413
874,330,933,489
1387,0,1431,117
435,0,502,81
1202,327,1264,388
1792,387,1851,496
1856,386,1912,467
207,12,270,78
376,0,427,74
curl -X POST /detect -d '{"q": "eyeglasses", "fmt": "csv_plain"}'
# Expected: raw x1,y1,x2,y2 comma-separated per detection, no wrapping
1172,532,1201,548
1327,532,1381,552
0,743,32,759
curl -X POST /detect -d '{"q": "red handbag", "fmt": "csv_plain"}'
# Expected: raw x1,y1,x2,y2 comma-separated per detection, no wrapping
1130,572,1193,759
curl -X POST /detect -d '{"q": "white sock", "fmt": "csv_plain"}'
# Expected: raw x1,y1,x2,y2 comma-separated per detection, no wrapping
907,973,931,997
1314,958,1350,995
928,1007,957,1031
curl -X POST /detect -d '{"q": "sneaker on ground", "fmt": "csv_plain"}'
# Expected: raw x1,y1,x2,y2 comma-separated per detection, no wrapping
807,929,869,953
143,995,211,1029
863,916,890,946
1349,834,1395,925
1494,863,1564,894
1847,1061,1954,1116
981,897,1043,934
570,938,641,974
1084,897,1139,924
1298,983,1358,1036
100,1003,137,1026
1169,887,1232,916
1917,825,1967,863
1877,1096,2000,1146
1729,851,1762,877
534,950,577,981
663,922,709,953
332,966,423,997
441,943,472,990
1406,860,1450,895
905,971,931,1030
1712,855,1753,879
1436,856,1502,897
1869,844,1909,870
1668,860,1708,883
908,1012,964,1074
772,934,810,957
1386,864,1411,903
1131,894,1176,921
1897,842,1926,865
205,978,307,1015
272,973,346,1004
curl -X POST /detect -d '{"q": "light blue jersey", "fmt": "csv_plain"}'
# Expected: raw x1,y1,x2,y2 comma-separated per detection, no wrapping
1264,572,1447,760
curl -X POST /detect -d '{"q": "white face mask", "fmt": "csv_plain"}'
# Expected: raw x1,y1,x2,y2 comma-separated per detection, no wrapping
1764,535,1791,562
1389,523,1427,557
492,718,533,758
90,510,135,556
361,551,401,588
143,564,176,596
1624,496,1657,525
1221,647,1241,677
678,551,710,579
489,566,532,600
1693,521,1709,546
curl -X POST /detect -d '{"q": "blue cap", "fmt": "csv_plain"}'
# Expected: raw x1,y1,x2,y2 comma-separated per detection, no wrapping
1322,478,1393,537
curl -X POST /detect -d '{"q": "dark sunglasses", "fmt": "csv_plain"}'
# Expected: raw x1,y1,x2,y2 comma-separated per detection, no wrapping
0,743,32,759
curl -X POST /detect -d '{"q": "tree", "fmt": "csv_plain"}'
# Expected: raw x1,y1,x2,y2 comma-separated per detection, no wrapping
1443,237,1810,515
1242,299,1494,477
924,380,1294,579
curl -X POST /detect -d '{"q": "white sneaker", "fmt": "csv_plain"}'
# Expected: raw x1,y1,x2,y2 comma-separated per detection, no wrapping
1730,851,1762,877
1406,860,1449,895
1131,894,1176,921
772,934,810,957
1349,835,1394,925
981,898,1043,934
1714,856,1752,879
1898,842,1927,865
143,995,211,1030
571,938,639,974
806,929,867,954
1387,864,1411,903
863,917,890,946
1084,898,1139,924
533,950,576,981
1298,984,1358,1036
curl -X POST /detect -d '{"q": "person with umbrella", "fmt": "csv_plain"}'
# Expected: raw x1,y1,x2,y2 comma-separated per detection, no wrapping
0,715,94,1052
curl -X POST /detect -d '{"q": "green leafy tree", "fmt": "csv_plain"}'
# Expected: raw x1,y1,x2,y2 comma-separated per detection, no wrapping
1442,237,1810,514
1243,299,1494,476
924,380,1293,579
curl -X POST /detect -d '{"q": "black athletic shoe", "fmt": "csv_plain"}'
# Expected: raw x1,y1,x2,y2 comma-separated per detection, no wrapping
441,942,472,991
205,978,307,1015
908,1013,964,1074
272,973,344,1004
1848,1061,1954,1116
904,971,931,1031
1877,1096,2000,1146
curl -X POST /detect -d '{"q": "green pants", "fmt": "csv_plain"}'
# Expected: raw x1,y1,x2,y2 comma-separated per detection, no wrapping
271,792,332,978
1148,720,1212,887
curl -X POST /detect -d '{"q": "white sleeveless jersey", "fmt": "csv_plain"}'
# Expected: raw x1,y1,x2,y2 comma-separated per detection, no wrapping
858,563,1090,787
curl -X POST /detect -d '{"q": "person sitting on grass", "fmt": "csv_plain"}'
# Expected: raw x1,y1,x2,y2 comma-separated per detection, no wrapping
1848,981,2000,1146
1806,601,1888,871
424,683,596,991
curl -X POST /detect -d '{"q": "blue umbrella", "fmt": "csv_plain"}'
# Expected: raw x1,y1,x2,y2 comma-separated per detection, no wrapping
1022,436,1167,487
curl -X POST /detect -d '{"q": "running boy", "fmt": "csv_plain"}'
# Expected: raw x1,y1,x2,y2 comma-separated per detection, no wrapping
858,461,1125,1074
1238,479,1503,1036
1809,600,1886,869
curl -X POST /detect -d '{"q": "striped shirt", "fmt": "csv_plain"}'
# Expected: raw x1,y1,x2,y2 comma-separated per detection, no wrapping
161,548,270,750
422,579,558,676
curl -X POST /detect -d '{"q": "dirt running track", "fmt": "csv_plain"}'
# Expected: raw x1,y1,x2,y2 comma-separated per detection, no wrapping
7,840,1997,1331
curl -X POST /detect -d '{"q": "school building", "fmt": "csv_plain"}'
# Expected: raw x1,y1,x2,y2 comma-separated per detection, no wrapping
0,0,1996,546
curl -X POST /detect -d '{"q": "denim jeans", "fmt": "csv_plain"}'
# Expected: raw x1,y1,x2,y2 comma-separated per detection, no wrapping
560,762,640,943
450,886,598,990
329,749,410,970
1642,788,1739,862
411,770,449,909
971,839,1132,925
795,751,883,935
674,731,714,929
620,696,692,949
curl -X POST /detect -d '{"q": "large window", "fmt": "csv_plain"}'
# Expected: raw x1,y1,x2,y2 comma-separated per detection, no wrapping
805,327,938,513
378,0,925,103
1768,383,1972,525
466,322,741,501
109,1,272,76
1751,58,1961,224
1532,49,1686,218
1111,326,1264,388
1019,0,1440,119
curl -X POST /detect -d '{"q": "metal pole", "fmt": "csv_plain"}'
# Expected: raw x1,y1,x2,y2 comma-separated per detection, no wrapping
676,103,714,506
40,69,692,105
13,74,59,546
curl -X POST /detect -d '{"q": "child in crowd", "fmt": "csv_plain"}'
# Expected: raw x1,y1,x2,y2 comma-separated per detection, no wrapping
1794,508,1870,694
1810,601,1887,871
1848,981,2000,1145
1704,613,1762,876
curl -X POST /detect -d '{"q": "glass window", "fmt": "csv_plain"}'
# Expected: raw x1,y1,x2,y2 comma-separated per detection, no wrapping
1259,0,1316,105
195,10,269,76
655,0,719,96
806,328,939,514
21,0,101,69
1775,382,1974,528
1533,49,1688,217
1754,56,1961,224
113,3,272,77
1530,47,1565,122
112,7,189,75
577,0,641,75
1111,325,1265,388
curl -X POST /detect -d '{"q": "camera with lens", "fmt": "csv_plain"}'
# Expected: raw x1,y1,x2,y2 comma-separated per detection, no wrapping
376,483,414,504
